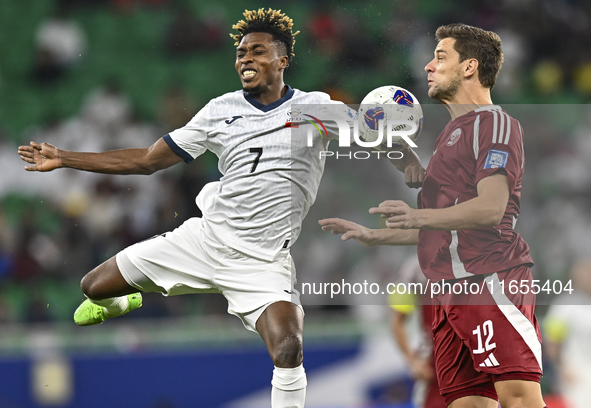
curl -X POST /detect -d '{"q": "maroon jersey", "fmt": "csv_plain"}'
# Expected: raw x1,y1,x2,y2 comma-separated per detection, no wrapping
417,105,533,281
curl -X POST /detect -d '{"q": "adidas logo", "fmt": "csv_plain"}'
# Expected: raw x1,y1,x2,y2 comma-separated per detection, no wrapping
479,352,500,368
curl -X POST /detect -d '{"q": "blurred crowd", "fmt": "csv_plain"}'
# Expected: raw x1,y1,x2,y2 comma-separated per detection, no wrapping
0,78,222,322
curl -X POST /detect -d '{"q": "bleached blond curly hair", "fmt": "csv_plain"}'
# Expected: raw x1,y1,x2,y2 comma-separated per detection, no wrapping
230,8,300,64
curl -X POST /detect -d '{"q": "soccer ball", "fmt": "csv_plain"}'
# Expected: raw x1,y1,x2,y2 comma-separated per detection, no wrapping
358,86,423,150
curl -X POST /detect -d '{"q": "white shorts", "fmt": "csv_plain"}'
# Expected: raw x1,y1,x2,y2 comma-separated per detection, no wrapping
115,217,302,332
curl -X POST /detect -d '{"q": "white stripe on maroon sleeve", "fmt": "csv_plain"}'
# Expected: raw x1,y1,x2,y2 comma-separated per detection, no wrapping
503,112,511,145
492,110,498,144
498,110,505,145
473,115,480,160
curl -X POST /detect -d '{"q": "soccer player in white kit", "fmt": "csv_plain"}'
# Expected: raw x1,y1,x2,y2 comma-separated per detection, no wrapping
18,9,423,407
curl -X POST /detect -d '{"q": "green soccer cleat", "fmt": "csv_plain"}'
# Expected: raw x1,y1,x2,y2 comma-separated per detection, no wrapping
73,293,142,326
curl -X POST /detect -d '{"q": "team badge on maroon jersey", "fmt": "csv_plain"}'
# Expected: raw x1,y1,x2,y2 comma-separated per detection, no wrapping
446,128,462,146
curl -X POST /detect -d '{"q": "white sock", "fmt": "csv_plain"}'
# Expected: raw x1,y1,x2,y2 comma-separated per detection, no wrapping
90,296,129,316
271,365,306,408
271,388,306,408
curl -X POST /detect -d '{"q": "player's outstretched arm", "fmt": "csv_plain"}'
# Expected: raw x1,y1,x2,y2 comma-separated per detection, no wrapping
318,218,419,246
389,146,425,189
372,173,510,230
18,137,183,175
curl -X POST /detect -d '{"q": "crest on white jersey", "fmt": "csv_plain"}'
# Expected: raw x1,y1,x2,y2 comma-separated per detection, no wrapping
287,108,302,122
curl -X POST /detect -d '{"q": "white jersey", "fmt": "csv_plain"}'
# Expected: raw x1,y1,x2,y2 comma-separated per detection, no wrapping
165,86,355,261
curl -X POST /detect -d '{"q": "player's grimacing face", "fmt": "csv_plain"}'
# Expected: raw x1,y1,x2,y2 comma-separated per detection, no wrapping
424,38,463,102
235,32,288,95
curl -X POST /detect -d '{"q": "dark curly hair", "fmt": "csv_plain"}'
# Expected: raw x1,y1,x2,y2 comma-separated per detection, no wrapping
230,8,299,66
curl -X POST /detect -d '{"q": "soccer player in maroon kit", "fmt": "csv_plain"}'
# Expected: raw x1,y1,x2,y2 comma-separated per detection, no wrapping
320,24,548,408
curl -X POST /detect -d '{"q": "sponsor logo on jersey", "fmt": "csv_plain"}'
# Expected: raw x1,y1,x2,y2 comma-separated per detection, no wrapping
225,115,243,124
484,149,509,169
446,128,462,146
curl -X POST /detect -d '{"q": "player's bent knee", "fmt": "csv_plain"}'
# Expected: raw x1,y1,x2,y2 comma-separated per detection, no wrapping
80,257,132,301
271,334,303,368
80,272,106,300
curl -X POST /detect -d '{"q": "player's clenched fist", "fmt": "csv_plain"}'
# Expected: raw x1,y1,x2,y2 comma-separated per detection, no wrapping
370,200,419,229
18,142,61,172
404,164,425,189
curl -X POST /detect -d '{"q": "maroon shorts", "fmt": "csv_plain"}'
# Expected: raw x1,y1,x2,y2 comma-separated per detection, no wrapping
431,265,543,405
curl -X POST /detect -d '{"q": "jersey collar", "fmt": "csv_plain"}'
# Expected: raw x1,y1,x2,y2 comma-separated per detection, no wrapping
243,85,294,112
475,105,502,112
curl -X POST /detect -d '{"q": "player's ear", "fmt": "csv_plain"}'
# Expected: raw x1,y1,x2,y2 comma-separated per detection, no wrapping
279,54,289,70
463,58,479,79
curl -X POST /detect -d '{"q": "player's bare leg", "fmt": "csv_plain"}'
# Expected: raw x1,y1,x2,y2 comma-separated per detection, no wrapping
494,380,546,408
447,395,498,408
257,301,304,367
257,301,306,408
447,380,546,408
74,257,142,326
80,257,137,299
